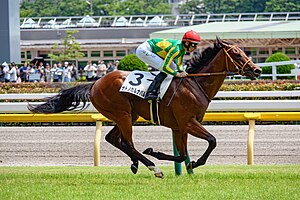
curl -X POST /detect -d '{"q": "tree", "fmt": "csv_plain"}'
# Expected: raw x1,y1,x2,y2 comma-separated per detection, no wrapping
265,0,300,12
48,30,84,63
20,0,171,17
179,0,269,14
236,0,268,13
179,0,205,14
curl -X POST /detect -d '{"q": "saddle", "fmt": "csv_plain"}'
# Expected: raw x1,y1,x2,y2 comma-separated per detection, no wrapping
119,70,173,100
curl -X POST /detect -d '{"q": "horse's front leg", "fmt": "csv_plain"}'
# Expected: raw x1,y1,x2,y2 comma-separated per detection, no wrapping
186,118,216,170
143,130,188,163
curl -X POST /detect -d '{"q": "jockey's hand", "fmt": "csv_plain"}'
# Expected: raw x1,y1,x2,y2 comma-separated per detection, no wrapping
176,71,188,77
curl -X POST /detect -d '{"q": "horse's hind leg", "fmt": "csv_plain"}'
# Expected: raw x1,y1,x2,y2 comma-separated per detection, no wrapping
115,116,164,178
105,125,139,174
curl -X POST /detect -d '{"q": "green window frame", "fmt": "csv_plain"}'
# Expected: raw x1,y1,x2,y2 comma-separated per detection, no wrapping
91,51,100,57
104,51,113,57
116,50,126,57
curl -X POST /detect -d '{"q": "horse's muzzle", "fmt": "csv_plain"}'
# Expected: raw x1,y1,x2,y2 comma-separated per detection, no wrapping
254,67,262,77
246,65,262,80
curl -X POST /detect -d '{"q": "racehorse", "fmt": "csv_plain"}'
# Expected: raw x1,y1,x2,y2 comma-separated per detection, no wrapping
28,38,261,178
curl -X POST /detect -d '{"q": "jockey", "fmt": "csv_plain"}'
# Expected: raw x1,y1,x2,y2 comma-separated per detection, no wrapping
136,30,201,100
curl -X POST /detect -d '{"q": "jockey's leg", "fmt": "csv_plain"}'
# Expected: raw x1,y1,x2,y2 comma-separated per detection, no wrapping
145,71,167,100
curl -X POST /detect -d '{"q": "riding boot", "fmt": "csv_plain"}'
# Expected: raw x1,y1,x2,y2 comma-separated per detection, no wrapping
145,72,167,100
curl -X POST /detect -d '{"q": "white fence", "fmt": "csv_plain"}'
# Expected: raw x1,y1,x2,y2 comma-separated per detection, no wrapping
230,60,300,80
20,12,300,29
1,91,300,113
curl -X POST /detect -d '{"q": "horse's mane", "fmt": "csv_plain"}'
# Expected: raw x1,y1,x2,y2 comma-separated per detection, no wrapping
187,38,229,73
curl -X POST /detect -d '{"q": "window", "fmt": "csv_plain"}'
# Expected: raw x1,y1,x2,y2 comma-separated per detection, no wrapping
91,51,100,57
27,51,32,59
272,48,283,54
116,50,126,57
81,51,88,57
257,57,266,63
38,51,50,59
21,52,25,59
259,48,269,55
285,48,295,55
104,51,113,57
249,48,257,56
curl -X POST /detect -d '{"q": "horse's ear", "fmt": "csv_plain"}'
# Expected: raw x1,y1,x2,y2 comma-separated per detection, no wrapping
216,36,224,46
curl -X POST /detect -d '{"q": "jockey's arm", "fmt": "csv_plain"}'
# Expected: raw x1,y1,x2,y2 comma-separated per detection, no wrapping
162,48,186,77
162,48,180,76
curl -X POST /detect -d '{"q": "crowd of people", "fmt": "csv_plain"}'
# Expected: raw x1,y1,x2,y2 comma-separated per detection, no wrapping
0,60,119,83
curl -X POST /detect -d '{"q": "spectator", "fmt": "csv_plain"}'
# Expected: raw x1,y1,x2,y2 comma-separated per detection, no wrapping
44,63,52,82
63,62,71,82
51,63,63,82
2,62,10,83
9,62,18,83
0,65,4,82
28,64,40,82
71,63,78,82
19,62,29,82
57,63,63,82
84,61,97,81
115,60,119,69
37,62,44,82
96,60,107,79
106,61,116,73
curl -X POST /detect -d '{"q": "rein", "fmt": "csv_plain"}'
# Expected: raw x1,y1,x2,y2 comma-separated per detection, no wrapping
187,71,232,77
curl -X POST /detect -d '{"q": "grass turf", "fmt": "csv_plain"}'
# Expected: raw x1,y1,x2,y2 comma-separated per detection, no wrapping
0,165,299,200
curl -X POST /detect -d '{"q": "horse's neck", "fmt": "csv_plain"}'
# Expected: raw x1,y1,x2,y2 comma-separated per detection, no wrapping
197,51,227,100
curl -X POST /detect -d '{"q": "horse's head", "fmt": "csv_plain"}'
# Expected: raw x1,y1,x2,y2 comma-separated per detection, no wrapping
217,38,262,80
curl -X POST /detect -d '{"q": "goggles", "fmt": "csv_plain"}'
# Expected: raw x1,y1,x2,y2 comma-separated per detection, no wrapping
190,42,199,47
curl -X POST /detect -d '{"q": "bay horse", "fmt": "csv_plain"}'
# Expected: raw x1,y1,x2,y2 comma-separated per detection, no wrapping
28,38,261,178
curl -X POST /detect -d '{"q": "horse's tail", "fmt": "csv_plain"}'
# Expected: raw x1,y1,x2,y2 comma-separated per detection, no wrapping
28,83,94,113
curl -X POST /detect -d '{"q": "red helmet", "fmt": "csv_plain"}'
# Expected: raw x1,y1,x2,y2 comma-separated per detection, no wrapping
182,30,201,43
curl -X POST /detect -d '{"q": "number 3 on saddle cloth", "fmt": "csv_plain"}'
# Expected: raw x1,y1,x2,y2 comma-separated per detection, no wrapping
119,70,173,100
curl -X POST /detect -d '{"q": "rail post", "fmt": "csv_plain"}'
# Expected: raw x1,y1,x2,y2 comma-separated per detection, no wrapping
94,120,102,166
247,119,255,165
244,113,261,165
172,132,194,175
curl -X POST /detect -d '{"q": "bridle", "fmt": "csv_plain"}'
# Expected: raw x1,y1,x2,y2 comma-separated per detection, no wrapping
223,46,251,76
187,45,251,77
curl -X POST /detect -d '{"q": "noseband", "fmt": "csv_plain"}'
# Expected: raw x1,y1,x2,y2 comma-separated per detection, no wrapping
223,46,251,76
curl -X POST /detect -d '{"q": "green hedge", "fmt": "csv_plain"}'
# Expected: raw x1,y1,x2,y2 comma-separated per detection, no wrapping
262,52,294,79
118,54,148,71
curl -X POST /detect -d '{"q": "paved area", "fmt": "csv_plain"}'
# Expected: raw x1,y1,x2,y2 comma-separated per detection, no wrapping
0,125,299,166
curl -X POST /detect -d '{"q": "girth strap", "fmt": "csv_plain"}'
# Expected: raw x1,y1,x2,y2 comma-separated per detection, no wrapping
149,100,160,125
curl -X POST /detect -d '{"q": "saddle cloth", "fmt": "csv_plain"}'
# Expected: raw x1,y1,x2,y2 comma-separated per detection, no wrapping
119,70,173,99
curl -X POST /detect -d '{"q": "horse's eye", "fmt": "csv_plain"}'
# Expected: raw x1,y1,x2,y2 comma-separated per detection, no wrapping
236,54,242,60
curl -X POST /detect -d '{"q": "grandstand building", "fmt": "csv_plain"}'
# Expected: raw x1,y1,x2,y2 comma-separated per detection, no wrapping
20,12,300,67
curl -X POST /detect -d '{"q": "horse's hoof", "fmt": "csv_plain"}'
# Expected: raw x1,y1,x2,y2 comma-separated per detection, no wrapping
143,148,153,155
148,166,164,179
130,163,138,174
187,161,195,170
154,171,164,179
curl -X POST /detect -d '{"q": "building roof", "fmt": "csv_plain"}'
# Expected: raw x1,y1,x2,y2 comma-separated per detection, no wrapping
150,21,300,40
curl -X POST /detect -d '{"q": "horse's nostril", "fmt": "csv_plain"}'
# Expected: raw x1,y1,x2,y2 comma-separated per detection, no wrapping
255,68,262,74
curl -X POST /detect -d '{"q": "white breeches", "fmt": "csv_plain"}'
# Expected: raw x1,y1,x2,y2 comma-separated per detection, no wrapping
136,41,177,72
